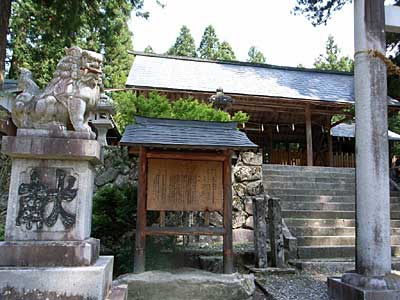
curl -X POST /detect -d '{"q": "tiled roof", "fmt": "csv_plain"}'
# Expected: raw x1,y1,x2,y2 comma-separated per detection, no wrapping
127,53,399,106
331,123,400,141
120,116,258,150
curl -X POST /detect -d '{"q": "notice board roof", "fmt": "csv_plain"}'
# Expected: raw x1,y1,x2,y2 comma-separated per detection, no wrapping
120,116,258,150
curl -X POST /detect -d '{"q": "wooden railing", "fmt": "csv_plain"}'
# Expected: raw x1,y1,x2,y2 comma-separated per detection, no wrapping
270,149,306,166
269,149,355,168
332,152,355,168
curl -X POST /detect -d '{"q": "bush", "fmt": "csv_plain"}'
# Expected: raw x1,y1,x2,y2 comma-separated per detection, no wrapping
113,91,249,132
92,183,177,275
92,183,137,275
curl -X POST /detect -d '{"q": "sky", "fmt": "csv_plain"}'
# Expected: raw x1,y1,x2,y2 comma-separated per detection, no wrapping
128,0,356,68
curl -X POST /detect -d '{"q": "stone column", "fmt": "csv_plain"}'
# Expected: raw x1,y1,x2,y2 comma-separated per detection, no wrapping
268,197,284,268
353,0,391,277
252,195,268,268
328,1,400,298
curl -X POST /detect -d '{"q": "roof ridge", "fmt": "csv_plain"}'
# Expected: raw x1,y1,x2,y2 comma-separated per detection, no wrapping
131,51,354,76
134,116,238,129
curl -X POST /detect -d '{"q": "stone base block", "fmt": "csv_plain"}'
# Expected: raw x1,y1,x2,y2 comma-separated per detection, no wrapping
0,256,113,300
115,268,255,300
0,238,99,267
108,284,128,300
328,277,400,300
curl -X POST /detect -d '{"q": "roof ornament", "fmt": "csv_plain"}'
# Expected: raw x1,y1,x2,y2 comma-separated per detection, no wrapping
208,88,234,112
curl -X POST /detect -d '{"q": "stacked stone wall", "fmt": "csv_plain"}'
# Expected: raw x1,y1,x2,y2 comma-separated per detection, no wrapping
231,151,263,243
94,146,138,190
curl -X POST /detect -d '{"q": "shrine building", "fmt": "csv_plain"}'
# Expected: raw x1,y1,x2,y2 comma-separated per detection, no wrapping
126,52,400,167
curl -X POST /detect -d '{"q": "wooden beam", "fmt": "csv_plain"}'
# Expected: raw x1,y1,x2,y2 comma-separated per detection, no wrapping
223,150,234,274
146,150,226,161
305,105,313,166
134,147,147,273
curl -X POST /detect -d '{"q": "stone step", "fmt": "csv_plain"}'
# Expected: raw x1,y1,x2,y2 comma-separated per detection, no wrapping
268,188,355,196
275,195,356,203
263,181,355,190
281,201,355,211
263,171,355,180
289,258,400,275
297,235,400,247
283,210,400,219
262,164,355,174
285,218,400,228
282,210,355,219
272,194,400,203
297,245,400,259
263,175,355,184
291,227,400,236
280,201,400,211
291,226,355,236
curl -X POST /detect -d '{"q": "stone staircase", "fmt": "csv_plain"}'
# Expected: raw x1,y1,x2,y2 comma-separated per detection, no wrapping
263,164,400,263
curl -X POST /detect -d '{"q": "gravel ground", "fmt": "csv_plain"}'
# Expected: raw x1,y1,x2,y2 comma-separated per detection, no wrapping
256,273,330,300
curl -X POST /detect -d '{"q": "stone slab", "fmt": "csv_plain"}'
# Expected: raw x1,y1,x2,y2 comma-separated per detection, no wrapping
0,238,99,267
16,129,96,140
0,256,113,300
328,277,400,300
1,136,101,164
108,284,128,300
115,268,255,300
245,265,296,275
5,159,95,241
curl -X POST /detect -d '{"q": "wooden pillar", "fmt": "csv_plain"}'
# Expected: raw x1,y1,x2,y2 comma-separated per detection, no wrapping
223,149,234,274
328,131,333,167
266,127,273,164
134,147,147,273
305,105,313,166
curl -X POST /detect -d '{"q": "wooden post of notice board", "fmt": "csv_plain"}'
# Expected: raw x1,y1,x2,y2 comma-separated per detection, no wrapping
223,149,234,274
134,146,147,273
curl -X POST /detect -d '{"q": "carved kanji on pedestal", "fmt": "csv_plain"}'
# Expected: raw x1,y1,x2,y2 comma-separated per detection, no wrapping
16,168,77,231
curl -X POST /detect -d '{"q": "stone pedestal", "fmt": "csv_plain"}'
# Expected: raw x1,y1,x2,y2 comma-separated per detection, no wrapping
0,133,123,300
0,256,113,300
328,277,400,300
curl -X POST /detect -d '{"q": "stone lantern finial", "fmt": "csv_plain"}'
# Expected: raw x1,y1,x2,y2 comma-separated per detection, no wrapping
208,88,234,112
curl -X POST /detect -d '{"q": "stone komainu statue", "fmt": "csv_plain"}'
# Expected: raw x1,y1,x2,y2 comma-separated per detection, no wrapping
12,47,103,133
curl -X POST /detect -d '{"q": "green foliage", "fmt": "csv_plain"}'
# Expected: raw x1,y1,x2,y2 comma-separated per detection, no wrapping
314,35,353,72
7,0,141,88
217,41,236,61
0,153,11,194
247,46,266,63
0,222,4,241
144,45,154,53
92,183,177,274
198,25,220,60
92,184,137,275
114,91,249,132
167,25,197,57
292,0,351,26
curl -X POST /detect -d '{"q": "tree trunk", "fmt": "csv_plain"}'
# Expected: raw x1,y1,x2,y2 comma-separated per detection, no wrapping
0,0,12,89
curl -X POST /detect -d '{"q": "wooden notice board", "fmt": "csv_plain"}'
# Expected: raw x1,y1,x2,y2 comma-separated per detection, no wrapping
147,159,223,211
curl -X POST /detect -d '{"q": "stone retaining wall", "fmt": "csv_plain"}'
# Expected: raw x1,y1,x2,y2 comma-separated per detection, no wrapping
94,146,138,190
231,151,263,243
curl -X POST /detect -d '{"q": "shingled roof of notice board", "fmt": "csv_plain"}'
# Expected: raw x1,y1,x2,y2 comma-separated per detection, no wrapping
120,116,258,150
127,52,400,107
